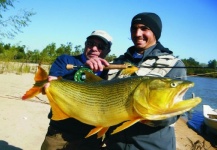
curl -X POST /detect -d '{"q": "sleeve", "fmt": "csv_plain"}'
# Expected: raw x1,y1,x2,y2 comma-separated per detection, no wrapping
49,54,82,80
49,54,70,77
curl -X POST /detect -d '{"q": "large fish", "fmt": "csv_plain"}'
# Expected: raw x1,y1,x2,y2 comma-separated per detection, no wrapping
22,66,201,138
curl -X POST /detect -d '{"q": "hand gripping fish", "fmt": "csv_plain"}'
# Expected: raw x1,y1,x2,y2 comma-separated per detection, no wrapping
22,66,201,138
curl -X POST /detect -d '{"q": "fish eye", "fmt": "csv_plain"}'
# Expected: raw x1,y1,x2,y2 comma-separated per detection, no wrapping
171,82,177,87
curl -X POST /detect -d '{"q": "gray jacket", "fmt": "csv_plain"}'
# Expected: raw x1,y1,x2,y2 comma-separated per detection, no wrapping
106,42,186,150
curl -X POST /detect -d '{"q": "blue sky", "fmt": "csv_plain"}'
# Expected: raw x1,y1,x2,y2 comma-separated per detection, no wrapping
2,0,217,64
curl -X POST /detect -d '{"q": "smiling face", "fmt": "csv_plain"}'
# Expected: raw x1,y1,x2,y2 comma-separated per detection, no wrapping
84,37,110,59
131,24,157,54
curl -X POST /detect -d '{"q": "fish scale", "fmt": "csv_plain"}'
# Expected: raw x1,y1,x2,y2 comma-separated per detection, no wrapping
48,78,142,126
22,66,202,138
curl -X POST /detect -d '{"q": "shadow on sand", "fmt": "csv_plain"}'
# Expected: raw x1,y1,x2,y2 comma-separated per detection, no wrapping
0,140,22,150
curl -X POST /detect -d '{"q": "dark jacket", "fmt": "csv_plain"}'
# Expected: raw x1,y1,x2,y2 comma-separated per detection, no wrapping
106,42,186,150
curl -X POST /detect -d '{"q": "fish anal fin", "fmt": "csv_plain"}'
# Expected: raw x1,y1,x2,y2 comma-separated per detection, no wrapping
85,126,109,139
22,87,42,100
97,127,109,139
85,127,103,138
120,63,139,76
46,89,69,120
111,118,142,135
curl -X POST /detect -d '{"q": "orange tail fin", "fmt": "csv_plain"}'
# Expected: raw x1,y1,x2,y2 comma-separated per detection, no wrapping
22,66,48,100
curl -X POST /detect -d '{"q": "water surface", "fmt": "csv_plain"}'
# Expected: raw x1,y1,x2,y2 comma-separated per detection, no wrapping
185,76,217,111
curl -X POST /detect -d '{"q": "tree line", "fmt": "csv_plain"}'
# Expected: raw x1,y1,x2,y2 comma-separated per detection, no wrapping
0,42,216,77
0,42,117,64
0,0,216,77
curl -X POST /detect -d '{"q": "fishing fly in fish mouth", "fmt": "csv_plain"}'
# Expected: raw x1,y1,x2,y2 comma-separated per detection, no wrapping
22,65,202,139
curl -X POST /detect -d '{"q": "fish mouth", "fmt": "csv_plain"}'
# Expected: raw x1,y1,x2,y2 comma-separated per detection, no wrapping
173,83,194,104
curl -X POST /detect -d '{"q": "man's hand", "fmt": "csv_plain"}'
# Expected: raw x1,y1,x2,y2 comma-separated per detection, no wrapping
85,58,109,72
42,76,58,94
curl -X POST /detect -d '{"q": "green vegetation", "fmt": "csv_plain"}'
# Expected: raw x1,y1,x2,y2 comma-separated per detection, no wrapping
0,42,216,78
0,42,117,64
182,57,217,78
0,0,36,40
0,42,117,74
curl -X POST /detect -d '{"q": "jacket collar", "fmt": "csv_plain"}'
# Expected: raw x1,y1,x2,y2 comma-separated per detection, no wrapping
124,42,173,65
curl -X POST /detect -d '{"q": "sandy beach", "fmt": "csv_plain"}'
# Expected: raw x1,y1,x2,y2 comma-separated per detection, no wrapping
0,73,216,150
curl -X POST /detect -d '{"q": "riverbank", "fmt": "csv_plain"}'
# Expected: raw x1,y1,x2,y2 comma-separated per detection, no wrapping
0,73,216,150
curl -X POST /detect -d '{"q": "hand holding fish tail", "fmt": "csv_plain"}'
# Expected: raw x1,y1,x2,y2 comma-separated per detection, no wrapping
42,76,58,94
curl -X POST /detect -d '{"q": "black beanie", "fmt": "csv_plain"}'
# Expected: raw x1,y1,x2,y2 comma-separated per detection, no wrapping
131,12,162,40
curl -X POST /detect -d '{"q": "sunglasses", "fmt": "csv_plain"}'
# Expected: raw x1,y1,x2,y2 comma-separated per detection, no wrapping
85,40,108,51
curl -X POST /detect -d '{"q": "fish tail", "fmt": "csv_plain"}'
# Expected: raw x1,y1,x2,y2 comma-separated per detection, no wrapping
22,66,48,100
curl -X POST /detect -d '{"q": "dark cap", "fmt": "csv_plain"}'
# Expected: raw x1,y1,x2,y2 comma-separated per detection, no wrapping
131,12,162,40
87,30,112,49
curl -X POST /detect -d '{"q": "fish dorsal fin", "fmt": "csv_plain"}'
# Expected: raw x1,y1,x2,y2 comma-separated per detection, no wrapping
120,63,139,76
84,71,103,82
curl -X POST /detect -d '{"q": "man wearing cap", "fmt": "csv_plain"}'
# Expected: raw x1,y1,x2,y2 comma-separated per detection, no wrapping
105,12,186,150
41,30,113,150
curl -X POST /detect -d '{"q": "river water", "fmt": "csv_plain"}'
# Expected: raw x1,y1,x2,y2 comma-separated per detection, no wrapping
184,76,217,112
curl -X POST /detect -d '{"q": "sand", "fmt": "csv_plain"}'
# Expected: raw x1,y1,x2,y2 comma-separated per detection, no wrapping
0,73,216,150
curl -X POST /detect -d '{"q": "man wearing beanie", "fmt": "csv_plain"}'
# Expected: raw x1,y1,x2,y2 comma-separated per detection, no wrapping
41,30,113,150
105,12,186,150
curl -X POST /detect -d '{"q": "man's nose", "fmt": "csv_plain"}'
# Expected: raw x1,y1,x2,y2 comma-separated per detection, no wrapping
135,29,143,36
92,45,99,51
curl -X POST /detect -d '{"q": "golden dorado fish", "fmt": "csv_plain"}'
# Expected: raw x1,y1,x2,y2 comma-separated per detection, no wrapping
22,66,201,138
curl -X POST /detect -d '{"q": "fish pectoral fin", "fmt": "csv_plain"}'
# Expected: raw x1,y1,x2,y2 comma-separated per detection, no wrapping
22,86,42,100
46,89,69,120
111,118,142,135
